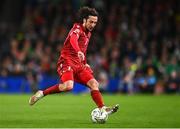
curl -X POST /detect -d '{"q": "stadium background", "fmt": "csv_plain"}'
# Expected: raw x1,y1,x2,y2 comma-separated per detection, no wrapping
0,0,179,94
0,0,180,128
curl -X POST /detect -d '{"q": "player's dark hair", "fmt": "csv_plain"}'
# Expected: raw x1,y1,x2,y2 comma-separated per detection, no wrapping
77,6,98,23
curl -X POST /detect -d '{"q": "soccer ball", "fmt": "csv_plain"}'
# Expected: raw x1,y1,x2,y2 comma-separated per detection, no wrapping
91,108,108,124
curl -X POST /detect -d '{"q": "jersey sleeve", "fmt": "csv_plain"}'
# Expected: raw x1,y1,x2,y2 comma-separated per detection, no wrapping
70,33,80,52
69,25,82,52
70,25,81,39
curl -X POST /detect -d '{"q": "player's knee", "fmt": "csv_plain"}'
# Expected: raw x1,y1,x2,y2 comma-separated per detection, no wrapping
89,80,99,90
65,81,74,91
66,84,73,91
59,81,74,91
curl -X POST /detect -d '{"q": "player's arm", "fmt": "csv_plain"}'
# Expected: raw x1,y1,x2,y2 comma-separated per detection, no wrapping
70,33,85,61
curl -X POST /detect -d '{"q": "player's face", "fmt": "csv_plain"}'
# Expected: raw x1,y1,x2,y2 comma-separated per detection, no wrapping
84,16,98,31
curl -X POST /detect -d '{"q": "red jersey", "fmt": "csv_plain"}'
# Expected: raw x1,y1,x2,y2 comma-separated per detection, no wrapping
58,23,91,67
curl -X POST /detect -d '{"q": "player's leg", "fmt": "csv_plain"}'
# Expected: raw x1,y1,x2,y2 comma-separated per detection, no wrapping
87,78,105,108
87,79,119,115
29,71,74,106
42,80,74,95
43,71,74,95
78,67,119,115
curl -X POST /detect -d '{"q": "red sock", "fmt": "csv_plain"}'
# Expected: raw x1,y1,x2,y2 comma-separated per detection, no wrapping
43,84,61,96
91,90,104,108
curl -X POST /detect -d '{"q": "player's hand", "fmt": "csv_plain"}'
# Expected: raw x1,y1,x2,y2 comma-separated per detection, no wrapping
85,64,93,73
78,51,85,61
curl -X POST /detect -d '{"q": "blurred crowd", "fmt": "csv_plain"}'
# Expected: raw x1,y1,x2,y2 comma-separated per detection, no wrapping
0,0,179,94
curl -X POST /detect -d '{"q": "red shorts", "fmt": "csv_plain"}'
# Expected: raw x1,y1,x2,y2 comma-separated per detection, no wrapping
57,61,94,85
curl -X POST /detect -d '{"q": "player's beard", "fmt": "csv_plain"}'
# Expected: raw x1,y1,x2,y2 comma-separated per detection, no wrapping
88,27,93,31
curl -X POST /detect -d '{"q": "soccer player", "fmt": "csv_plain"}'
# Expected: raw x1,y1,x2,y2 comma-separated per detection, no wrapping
29,7,119,115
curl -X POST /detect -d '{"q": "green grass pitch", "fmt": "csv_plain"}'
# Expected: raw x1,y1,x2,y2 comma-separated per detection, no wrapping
0,93,180,128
